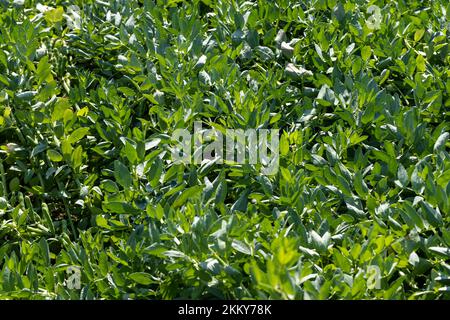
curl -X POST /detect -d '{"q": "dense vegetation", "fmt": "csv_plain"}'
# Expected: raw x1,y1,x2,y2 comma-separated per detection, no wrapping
0,0,449,299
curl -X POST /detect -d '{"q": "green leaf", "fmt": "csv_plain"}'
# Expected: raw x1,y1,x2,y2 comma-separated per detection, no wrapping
397,164,409,187
114,160,133,189
258,176,273,196
411,167,424,193
39,238,50,266
52,98,70,122
31,143,47,158
433,132,448,153
310,231,330,253
129,272,155,285
215,179,227,204
285,63,313,79
9,177,20,192
36,56,53,84
231,191,248,212
361,46,371,61
95,215,110,229
41,203,55,235
416,55,426,72
104,201,137,215
400,201,424,229
420,201,442,227
414,29,425,42
71,145,83,169
47,149,63,162
100,179,120,193
354,171,369,198
280,134,289,156
173,185,203,208
44,7,64,24
118,87,135,97
232,240,251,255
124,141,138,164
68,127,90,144
16,91,37,101
428,247,450,258
148,157,163,187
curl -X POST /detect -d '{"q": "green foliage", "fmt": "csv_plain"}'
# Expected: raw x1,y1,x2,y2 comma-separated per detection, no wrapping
0,0,449,300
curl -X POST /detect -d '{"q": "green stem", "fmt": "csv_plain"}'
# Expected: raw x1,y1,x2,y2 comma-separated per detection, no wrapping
0,158,7,198
56,179,78,239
